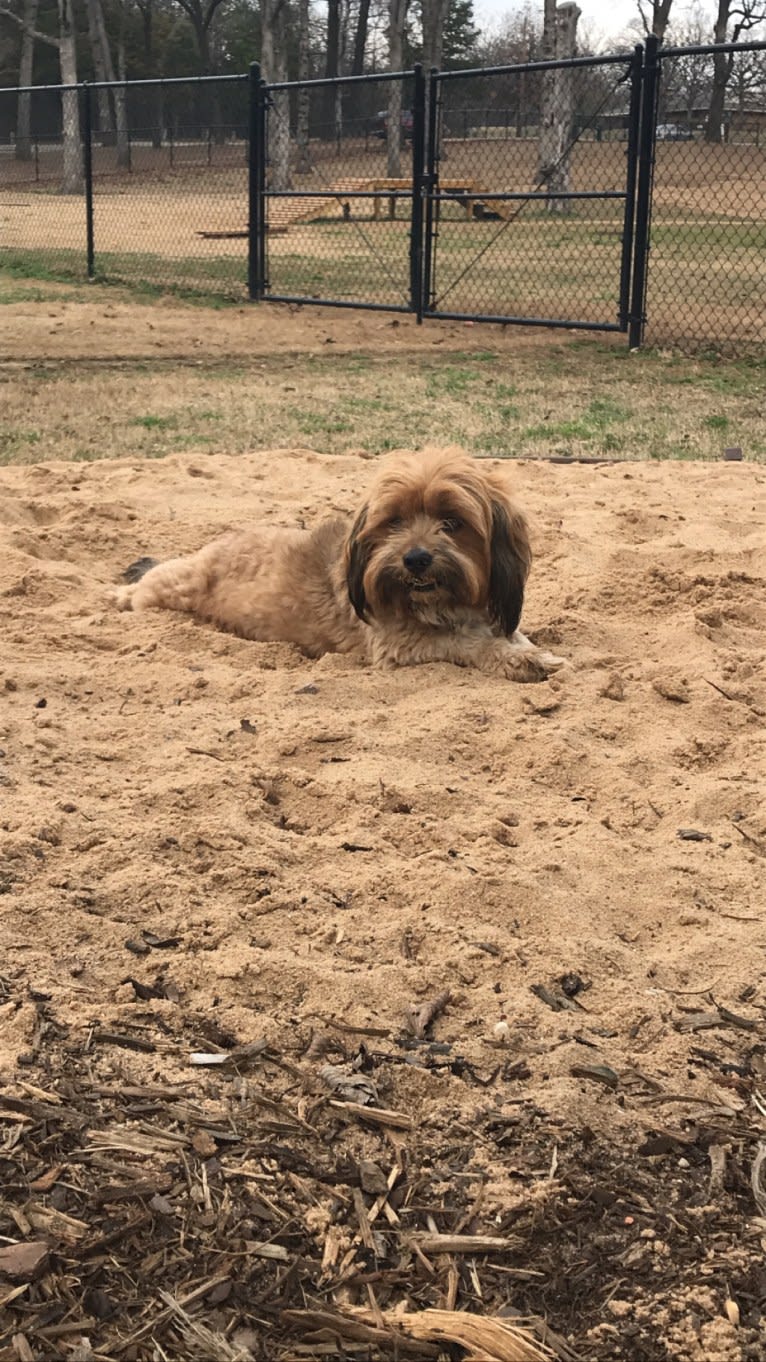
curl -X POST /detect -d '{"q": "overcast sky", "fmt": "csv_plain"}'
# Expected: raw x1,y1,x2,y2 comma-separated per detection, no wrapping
471,0,717,49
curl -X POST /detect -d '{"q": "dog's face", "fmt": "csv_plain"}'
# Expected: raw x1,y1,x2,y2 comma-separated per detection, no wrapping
346,450,531,636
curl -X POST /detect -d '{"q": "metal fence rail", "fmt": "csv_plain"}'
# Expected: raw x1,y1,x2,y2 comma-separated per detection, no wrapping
1,41,765,351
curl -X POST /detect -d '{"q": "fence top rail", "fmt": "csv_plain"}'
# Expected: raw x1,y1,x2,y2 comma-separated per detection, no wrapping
435,51,637,82
265,68,416,92
1,73,248,96
659,39,766,58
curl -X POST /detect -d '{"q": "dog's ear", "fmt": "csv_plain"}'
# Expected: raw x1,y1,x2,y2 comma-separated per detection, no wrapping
488,501,531,637
346,506,372,620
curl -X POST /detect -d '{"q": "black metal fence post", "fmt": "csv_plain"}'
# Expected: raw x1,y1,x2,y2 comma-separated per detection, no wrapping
410,64,426,320
618,44,643,331
629,34,659,348
248,62,267,302
82,82,95,280
421,68,440,318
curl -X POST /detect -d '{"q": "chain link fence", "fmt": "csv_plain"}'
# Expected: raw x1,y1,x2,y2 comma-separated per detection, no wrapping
646,42,766,350
1,44,765,349
261,70,419,312
1,75,249,300
425,54,640,331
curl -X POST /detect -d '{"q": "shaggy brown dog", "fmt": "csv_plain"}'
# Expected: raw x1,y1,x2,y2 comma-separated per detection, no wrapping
116,448,565,682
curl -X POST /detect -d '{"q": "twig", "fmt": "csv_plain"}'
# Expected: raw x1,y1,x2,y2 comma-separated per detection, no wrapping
112,1273,232,1353
731,821,766,856
410,1233,522,1255
327,1100,413,1130
751,1142,766,1216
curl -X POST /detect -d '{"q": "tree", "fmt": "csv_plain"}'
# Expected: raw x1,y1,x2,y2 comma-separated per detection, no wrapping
296,0,310,168
538,1,581,213
351,0,370,74
0,0,84,190
87,0,130,165
440,0,478,68
260,0,290,188
387,0,406,175
706,0,766,142
15,0,38,159
420,0,448,69
636,0,673,43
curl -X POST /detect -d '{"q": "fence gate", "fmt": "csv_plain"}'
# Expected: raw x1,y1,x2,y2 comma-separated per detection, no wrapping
250,68,425,315
421,51,648,335
251,51,652,338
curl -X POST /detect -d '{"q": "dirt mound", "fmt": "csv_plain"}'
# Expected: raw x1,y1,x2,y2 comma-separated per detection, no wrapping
1,450,764,1361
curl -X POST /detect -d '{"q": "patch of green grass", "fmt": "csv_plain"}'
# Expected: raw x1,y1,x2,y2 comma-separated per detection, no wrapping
0,428,43,463
704,413,730,431
519,395,633,448
130,414,179,430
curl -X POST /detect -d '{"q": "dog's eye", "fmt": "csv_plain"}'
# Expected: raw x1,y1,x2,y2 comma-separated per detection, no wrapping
387,516,403,529
442,517,463,534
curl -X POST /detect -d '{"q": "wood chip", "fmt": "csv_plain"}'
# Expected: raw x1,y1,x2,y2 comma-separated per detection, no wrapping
404,990,451,1040
0,1242,49,1281
570,1063,620,1090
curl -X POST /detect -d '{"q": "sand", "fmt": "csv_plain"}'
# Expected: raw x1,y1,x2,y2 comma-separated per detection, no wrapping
1,444,764,1359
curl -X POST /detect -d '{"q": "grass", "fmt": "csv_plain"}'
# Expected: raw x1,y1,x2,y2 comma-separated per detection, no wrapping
2,267,765,466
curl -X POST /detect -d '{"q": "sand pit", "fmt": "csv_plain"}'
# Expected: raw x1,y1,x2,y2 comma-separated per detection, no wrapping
0,447,764,1360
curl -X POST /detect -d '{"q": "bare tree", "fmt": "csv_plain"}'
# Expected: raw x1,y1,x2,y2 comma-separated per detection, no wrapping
56,0,82,192
1,0,84,191
636,0,674,42
296,0,311,170
387,0,407,175
172,0,229,139
421,0,449,70
86,0,130,165
351,0,370,74
706,0,766,142
538,1,581,213
260,0,291,189
15,0,38,160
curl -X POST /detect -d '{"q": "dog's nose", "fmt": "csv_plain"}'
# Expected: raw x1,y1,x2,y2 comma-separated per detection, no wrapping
403,548,433,575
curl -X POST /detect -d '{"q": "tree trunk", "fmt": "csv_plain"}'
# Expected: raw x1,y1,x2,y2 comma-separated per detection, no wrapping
58,0,84,194
421,0,450,72
138,0,163,148
114,3,129,167
89,0,130,166
705,0,731,143
323,0,341,138
86,0,113,139
351,0,370,76
387,0,406,176
538,1,580,214
260,0,291,190
651,0,673,42
16,0,39,161
296,0,311,171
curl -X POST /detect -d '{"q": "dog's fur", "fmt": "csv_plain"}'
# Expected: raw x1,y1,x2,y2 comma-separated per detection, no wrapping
116,448,565,681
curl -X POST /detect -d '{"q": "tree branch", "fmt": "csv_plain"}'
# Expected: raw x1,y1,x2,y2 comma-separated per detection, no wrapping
0,4,60,47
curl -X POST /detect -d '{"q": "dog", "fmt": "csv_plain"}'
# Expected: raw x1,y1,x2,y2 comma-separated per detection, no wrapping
116,448,565,682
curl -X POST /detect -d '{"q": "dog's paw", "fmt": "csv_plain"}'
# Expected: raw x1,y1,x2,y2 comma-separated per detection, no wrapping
536,650,569,674
500,649,569,683
114,585,135,612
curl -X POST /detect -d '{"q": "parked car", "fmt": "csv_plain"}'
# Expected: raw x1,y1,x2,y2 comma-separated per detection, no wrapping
372,108,414,140
656,123,694,141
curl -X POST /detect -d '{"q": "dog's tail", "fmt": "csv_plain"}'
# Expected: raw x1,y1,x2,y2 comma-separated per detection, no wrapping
122,556,158,584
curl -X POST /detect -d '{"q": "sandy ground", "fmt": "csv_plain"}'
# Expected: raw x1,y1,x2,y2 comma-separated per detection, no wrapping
0,292,757,1356
2,445,764,1087
1,440,765,1359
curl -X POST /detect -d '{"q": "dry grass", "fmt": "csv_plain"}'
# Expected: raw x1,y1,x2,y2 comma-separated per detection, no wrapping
1,279,764,467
